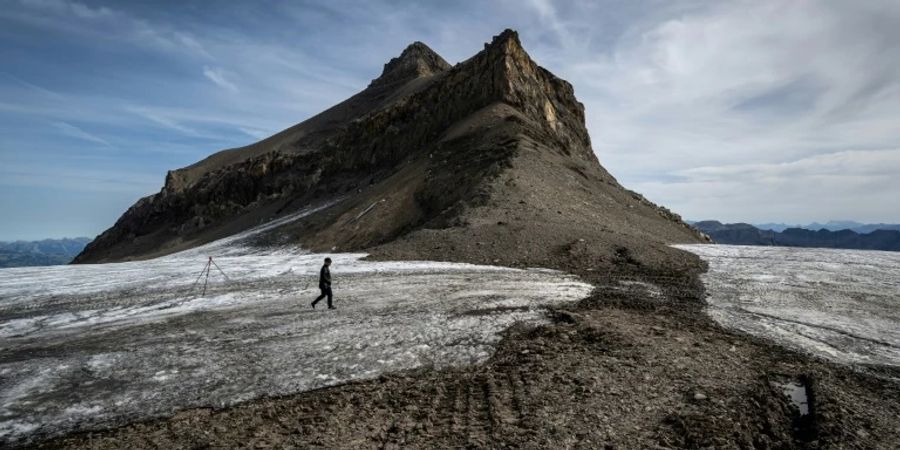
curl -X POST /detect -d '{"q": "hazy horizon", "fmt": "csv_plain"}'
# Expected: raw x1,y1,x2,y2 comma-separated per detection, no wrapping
2,0,899,240
8,219,900,243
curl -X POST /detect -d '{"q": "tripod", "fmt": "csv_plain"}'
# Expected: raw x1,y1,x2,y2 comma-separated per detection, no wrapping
192,256,230,296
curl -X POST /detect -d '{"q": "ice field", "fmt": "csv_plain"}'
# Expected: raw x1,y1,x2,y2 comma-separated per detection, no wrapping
678,244,900,370
0,208,593,445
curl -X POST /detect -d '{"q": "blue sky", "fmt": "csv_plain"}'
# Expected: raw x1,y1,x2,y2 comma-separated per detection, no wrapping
2,0,899,240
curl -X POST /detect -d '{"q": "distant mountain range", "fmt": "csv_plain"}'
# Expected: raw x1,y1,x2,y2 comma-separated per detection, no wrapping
0,238,92,268
751,221,900,233
692,221,900,252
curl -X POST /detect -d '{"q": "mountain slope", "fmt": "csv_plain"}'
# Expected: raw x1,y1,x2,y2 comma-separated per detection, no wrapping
75,30,704,273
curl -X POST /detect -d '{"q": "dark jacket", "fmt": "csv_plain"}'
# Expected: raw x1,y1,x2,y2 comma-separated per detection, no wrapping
319,265,331,288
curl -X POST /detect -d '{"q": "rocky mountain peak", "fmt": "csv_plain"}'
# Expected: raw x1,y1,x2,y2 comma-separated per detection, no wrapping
369,41,450,88
459,29,593,162
74,29,704,264
478,29,534,73
484,28,523,53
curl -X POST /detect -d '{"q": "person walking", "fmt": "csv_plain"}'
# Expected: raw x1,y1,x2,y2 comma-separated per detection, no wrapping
311,257,335,309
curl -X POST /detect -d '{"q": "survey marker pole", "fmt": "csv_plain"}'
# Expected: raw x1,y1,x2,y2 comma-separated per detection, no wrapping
202,256,212,296
190,256,230,297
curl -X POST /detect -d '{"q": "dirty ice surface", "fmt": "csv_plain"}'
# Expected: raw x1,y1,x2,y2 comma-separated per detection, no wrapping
677,244,900,370
0,207,593,445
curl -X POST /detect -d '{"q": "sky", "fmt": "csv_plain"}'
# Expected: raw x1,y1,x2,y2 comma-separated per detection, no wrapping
1,0,899,240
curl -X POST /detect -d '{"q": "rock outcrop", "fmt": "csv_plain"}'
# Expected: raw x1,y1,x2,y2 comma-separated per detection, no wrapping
75,30,704,269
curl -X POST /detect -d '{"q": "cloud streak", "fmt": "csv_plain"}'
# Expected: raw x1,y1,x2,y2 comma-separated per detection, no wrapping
9,0,212,59
51,121,111,147
202,66,239,93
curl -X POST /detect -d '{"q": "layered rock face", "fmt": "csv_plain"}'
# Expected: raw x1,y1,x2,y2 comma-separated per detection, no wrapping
75,30,704,268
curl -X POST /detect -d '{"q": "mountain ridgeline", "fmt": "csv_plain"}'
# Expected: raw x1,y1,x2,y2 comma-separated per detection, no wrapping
752,221,900,234
693,221,900,252
74,30,704,273
0,238,91,268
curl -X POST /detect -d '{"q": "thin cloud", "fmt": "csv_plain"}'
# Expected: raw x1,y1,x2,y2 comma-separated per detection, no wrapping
126,106,201,136
237,126,271,140
202,66,239,93
678,149,900,181
124,105,279,142
0,161,160,193
1,72,66,100
10,0,212,59
17,0,114,20
51,121,111,147
524,0,573,49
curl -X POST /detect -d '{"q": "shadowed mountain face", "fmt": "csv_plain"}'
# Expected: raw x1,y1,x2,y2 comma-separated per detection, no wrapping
74,30,704,270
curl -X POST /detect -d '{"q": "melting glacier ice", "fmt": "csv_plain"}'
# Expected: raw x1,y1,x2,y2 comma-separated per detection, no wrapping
0,206,592,444
677,244,900,370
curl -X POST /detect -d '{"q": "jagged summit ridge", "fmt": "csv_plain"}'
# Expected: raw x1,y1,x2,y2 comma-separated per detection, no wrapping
484,28,522,51
369,41,450,88
469,28,593,161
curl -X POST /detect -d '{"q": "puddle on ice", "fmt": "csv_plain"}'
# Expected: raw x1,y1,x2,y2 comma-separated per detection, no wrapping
771,378,810,416
769,375,819,442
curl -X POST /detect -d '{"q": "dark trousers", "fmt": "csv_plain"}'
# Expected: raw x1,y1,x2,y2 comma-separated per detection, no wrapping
312,285,333,308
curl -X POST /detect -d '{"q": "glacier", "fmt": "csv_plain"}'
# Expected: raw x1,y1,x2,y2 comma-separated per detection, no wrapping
677,244,900,371
0,206,593,445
